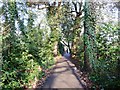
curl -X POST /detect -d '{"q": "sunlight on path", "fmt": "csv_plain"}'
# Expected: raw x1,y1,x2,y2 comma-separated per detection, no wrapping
39,56,85,89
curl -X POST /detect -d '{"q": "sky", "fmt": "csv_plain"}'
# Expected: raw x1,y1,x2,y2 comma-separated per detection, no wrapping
0,0,119,49
0,0,119,29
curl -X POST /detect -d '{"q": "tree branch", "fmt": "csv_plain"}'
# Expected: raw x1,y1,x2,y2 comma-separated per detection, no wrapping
61,40,68,47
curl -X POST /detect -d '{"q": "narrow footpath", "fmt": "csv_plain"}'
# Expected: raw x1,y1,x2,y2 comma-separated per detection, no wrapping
38,55,86,89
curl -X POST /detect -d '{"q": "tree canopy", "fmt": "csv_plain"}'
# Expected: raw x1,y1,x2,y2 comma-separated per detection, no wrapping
0,0,120,89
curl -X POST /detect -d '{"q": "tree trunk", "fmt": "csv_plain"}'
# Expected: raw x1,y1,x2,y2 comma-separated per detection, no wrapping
68,41,72,57
83,1,92,72
117,2,120,77
53,41,58,56
83,21,92,72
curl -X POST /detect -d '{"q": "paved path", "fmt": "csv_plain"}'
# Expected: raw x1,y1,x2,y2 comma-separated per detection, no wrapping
40,56,85,89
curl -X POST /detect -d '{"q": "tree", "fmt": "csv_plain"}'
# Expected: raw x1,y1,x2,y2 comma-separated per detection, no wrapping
115,1,120,77
83,0,97,72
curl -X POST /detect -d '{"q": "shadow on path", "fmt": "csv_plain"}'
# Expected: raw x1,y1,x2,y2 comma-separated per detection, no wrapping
36,53,86,89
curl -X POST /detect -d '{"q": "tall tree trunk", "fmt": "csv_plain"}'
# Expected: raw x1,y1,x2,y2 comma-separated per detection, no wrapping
83,1,92,72
116,2,120,77
83,21,92,72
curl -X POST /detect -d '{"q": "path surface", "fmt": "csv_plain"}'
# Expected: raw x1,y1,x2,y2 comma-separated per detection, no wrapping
40,56,85,89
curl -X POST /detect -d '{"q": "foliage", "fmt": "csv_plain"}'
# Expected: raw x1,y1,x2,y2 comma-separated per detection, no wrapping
1,1,56,89
83,1,97,72
89,23,120,88
1,0,119,89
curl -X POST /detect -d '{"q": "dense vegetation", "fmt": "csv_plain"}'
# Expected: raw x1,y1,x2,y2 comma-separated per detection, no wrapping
1,1,56,88
0,0,120,89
